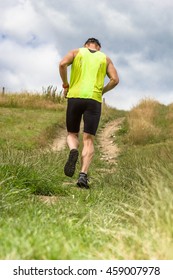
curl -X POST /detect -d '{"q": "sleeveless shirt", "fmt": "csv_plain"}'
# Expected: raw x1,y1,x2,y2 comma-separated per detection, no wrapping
67,48,107,103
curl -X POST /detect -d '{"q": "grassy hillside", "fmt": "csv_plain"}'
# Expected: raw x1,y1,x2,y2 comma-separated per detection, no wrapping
0,94,173,259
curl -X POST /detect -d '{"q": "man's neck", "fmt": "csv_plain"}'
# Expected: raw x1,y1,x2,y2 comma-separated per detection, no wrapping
85,42,99,52
88,48,97,53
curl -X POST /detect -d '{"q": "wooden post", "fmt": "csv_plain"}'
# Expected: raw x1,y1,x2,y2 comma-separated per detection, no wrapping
2,87,5,95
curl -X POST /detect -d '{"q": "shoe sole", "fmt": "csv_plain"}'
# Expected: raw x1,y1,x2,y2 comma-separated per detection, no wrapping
64,149,79,177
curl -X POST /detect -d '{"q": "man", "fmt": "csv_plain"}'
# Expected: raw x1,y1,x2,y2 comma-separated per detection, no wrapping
59,38,119,189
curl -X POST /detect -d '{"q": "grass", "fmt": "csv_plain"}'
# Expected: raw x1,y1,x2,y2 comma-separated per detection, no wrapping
0,94,173,259
0,89,64,109
0,107,65,150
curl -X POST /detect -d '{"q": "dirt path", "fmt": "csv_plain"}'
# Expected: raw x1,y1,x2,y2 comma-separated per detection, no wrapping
51,129,67,152
51,118,124,156
40,118,124,203
98,118,124,163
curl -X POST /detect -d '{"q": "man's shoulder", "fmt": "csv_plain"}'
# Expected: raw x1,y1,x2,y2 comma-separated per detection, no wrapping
73,47,88,57
72,48,80,55
99,50,107,57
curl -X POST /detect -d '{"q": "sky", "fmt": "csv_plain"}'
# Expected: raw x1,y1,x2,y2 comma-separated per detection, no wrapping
0,0,173,110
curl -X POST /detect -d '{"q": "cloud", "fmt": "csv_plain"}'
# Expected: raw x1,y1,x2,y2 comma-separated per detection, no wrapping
1,1,40,45
0,0,173,109
0,39,60,91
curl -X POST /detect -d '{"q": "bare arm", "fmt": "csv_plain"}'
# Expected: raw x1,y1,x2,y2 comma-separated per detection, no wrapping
102,57,119,94
59,49,78,86
59,49,78,97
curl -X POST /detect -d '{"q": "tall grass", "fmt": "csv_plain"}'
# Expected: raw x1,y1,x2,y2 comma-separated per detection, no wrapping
124,99,162,145
110,159,173,259
0,91,65,110
1,147,172,259
110,98,173,258
124,98,173,146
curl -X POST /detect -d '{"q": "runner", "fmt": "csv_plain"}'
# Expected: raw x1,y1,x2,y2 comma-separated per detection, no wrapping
59,38,119,188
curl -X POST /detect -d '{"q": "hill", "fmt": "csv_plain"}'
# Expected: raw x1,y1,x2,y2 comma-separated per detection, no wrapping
0,93,173,259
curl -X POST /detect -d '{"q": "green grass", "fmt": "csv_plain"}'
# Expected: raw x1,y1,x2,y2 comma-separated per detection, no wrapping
0,94,173,259
0,107,65,150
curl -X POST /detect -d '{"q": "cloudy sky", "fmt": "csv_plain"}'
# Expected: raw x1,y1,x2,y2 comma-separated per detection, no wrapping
0,0,173,110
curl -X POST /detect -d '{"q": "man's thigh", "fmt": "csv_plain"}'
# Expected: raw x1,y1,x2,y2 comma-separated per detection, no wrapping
83,99,101,136
66,98,85,133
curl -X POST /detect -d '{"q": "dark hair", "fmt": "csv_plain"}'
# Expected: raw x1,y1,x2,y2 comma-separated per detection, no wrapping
84,38,101,47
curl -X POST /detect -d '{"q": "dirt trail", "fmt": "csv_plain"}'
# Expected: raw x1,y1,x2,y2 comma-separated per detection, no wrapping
51,129,67,152
98,118,124,163
39,118,124,203
51,118,124,156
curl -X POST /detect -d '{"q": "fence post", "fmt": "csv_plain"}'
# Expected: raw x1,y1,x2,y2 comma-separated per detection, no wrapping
2,87,5,95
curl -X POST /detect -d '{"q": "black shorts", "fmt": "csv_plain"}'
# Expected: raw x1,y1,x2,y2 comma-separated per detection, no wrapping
66,98,102,136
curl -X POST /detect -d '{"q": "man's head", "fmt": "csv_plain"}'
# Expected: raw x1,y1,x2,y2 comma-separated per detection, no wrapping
84,38,101,50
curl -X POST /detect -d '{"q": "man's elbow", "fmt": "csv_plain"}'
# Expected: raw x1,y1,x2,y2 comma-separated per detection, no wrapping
111,77,119,87
59,60,67,69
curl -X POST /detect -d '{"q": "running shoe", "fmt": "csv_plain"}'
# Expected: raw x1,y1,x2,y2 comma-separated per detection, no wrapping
77,172,89,189
64,149,79,177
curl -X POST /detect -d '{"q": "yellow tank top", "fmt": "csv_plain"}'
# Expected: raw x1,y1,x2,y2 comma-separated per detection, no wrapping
67,48,107,103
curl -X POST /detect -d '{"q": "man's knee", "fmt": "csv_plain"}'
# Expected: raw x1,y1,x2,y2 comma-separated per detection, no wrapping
83,132,94,143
